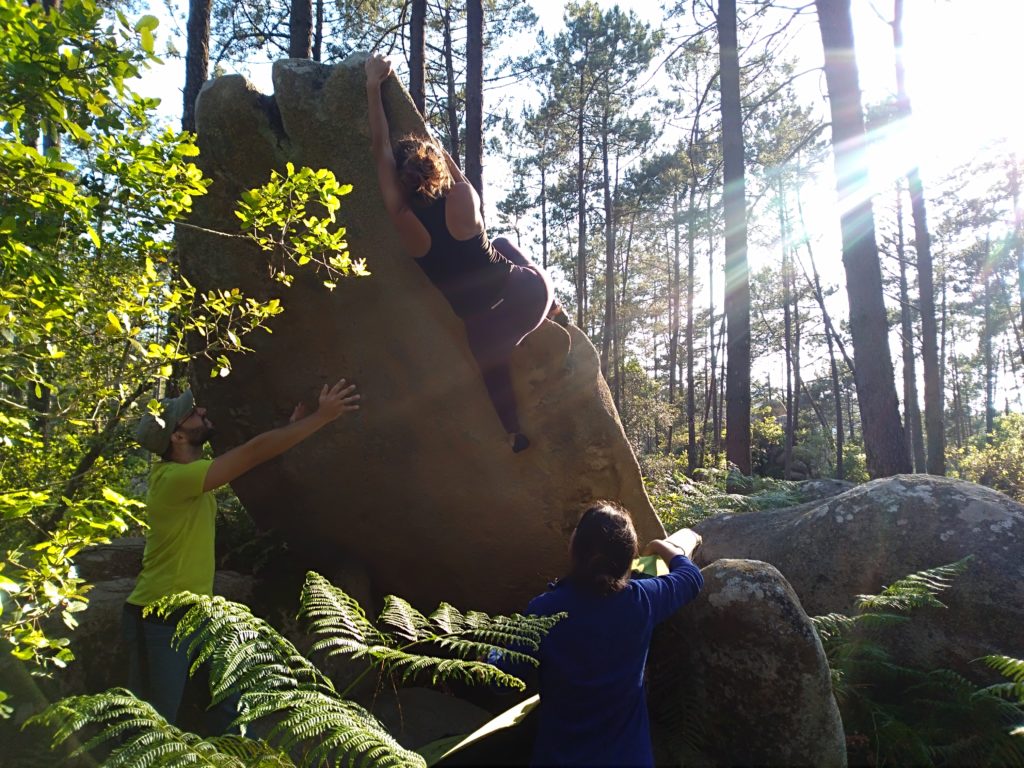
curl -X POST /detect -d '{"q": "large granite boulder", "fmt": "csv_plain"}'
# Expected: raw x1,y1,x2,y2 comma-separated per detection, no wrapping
693,475,1024,673
648,560,846,767
177,57,662,615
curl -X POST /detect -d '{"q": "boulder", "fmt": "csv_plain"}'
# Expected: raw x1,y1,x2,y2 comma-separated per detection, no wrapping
648,560,846,767
177,56,663,615
693,475,1024,672
797,478,854,503
370,687,493,752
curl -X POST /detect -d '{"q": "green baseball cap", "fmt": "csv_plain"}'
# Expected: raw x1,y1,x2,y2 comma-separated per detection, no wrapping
134,390,195,455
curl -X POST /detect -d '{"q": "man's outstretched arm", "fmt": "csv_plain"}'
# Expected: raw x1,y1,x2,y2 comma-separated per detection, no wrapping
203,379,360,492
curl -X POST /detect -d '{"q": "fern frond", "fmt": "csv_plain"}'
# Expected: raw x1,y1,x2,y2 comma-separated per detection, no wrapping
26,688,256,767
206,735,297,767
149,592,331,709
299,571,389,657
429,603,467,633
854,556,972,614
377,649,529,690
378,595,432,643
983,655,1024,703
810,612,857,647
237,688,425,768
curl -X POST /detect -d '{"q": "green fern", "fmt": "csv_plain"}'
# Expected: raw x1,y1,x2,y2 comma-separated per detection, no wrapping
299,571,562,695
29,574,560,768
854,557,973,614
812,557,1024,766
26,688,294,767
983,656,1024,704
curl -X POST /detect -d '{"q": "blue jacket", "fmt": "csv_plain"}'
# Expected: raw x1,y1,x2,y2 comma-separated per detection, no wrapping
526,555,704,767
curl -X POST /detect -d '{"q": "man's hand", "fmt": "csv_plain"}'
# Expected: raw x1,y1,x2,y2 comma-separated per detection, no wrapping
365,53,392,86
314,378,360,422
289,402,310,423
203,378,362,493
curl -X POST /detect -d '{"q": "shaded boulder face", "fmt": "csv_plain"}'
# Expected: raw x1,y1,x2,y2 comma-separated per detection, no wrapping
178,57,662,615
693,475,1024,672
648,559,846,768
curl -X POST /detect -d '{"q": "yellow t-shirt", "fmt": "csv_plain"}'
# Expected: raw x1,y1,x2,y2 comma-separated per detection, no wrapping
127,459,216,607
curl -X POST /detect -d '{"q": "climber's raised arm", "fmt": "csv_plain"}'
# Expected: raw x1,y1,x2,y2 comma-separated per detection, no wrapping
365,54,403,217
365,53,429,258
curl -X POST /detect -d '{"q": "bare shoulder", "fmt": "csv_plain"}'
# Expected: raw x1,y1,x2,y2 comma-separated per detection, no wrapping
444,183,483,239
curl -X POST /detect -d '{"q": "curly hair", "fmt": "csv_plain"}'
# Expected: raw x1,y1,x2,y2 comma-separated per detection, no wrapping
393,135,453,204
568,502,639,596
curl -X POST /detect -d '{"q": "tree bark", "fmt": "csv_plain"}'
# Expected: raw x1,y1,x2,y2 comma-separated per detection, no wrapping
779,185,794,478
600,121,615,379
465,0,484,200
182,0,212,134
667,192,681,454
895,182,926,471
816,0,911,477
718,0,751,475
576,102,587,326
983,235,995,440
686,186,698,473
893,0,943,474
288,0,312,58
409,0,426,113
442,7,460,161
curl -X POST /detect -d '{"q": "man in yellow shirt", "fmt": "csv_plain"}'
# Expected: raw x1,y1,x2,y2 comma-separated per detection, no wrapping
124,378,360,726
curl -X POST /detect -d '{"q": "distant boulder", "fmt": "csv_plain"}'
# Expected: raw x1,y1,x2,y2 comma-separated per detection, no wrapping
693,475,1024,673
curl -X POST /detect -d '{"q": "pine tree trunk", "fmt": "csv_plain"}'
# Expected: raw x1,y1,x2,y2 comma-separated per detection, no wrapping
312,0,323,60
409,0,426,113
984,236,995,440
600,123,615,378
896,182,926,471
686,187,698,473
182,0,212,134
816,0,911,477
540,164,549,269
576,105,587,326
465,0,484,200
442,8,460,161
718,0,752,475
288,0,312,58
780,187,794,479
667,193,681,454
892,0,942,474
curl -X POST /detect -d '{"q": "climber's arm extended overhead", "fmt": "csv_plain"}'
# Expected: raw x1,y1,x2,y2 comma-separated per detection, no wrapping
365,53,430,259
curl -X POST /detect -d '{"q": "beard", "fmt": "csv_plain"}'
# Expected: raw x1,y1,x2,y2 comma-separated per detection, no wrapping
180,423,214,447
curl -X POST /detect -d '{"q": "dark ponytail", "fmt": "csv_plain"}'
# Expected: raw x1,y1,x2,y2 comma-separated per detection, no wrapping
568,502,638,596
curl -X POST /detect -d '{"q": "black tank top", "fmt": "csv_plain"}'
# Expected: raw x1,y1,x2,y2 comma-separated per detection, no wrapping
412,196,513,317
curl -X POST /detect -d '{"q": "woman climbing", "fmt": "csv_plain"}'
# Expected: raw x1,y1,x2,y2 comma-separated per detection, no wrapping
365,52,567,453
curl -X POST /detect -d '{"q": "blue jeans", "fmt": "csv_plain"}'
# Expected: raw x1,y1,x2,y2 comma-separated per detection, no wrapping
122,603,237,732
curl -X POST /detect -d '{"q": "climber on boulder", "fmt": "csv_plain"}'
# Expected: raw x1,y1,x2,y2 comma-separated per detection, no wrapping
365,52,567,454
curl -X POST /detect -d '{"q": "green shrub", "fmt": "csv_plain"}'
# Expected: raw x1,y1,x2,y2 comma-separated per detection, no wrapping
954,413,1024,501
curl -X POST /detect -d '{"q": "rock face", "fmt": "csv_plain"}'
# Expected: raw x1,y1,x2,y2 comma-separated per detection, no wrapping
648,560,847,768
693,475,1024,672
178,57,663,615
